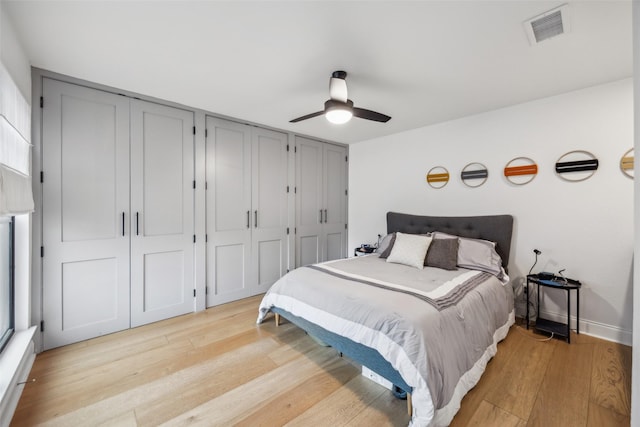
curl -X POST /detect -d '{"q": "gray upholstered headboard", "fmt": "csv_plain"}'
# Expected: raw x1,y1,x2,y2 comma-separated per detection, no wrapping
386,212,514,270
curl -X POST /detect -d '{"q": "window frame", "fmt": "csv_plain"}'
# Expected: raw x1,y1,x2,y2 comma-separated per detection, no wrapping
0,216,15,353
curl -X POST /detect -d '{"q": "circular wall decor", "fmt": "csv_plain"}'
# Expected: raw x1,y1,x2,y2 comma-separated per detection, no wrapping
620,148,634,179
460,162,488,188
555,150,599,182
503,157,538,185
426,166,449,189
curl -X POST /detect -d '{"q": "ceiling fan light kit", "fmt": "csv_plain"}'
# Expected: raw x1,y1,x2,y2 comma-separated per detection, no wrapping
290,70,391,125
325,99,353,124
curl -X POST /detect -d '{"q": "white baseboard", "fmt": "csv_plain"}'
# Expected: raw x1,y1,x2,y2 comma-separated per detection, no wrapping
538,309,632,346
0,327,36,427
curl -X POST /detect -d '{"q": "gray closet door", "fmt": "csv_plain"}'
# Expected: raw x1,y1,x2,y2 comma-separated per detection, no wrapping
205,117,252,305
42,78,130,349
295,136,347,267
295,137,324,266
205,118,288,306
130,100,195,327
322,143,347,261
250,127,288,291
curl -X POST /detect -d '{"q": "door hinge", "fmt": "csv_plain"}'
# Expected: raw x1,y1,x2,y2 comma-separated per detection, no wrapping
205,181,208,190
345,223,348,230
40,96,43,108
193,180,196,189
193,289,196,297
345,189,348,196
205,234,208,242
205,128,208,138
193,235,196,243
287,227,290,235
40,320,44,332
294,187,297,194
40,171,44,183
295,227,297,234
40,246,44,257
205,286,209,295
345,155,348,162
286,144,289,152
193,126,196,135
287,185,289,193
295,146,297,153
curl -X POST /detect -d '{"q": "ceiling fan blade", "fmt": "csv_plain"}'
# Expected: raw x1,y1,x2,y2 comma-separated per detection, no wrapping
289,110,324,123
352,107,391,123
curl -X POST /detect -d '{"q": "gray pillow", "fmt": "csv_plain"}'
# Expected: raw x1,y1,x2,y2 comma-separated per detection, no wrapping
433,231,502,275
377,233,396,258
424,238,459,270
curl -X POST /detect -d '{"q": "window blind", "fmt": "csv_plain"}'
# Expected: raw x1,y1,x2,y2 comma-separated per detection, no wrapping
0,63,33,216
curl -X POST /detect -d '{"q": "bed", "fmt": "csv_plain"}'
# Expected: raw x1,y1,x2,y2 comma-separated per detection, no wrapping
257,212,515,426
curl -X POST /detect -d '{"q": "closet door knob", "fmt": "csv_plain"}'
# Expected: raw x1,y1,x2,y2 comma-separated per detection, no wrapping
319,209,323,224
122,212,125,236
254,210,258,228
136,212,139,236
324,209,327,223
246,210,250,229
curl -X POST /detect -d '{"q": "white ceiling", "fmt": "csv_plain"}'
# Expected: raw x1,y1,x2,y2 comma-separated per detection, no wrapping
4,0,633,144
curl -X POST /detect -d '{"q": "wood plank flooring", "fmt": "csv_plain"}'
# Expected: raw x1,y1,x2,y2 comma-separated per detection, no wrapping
11,296,631,426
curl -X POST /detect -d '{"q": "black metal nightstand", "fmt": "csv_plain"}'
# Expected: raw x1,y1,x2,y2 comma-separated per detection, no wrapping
526,273,581,343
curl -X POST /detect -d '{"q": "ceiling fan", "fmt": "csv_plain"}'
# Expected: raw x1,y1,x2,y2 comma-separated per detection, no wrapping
290,71,391,125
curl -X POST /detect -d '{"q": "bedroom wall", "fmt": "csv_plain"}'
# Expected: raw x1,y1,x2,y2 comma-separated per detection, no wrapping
0,3,35,426
348,78,634,345
1,3,31,99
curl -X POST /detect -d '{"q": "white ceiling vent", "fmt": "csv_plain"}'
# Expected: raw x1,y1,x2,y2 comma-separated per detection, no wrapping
524,4,571,45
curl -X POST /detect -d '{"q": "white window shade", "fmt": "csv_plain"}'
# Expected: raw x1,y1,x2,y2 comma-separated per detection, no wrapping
0,63,33,216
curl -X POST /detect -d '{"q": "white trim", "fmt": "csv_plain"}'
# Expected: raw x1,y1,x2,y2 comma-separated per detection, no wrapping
538,308,631,346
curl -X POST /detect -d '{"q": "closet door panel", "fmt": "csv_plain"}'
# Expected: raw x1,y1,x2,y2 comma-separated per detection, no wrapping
251,128,287,289
205,117,252,306
41,78,130,350
295,137,323,267
141,113,184,236
60,96,118,242
323,144,347,261
130,100,194,327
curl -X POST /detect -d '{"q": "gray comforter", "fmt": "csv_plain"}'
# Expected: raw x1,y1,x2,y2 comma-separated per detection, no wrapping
257,255,514,426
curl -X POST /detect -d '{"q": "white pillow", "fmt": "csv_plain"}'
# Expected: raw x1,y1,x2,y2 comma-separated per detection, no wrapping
386,232,433,269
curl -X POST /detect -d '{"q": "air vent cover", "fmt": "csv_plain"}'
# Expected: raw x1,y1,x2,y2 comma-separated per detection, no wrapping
524,4,570,45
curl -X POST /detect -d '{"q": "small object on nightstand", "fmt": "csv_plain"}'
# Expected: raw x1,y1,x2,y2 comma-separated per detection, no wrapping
526,272,581,343
354,244,375,256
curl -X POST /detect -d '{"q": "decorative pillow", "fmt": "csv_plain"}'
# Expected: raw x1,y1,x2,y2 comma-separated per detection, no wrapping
433,231,502,275
386,232,433,269
424,238,459,270
377,233,396,258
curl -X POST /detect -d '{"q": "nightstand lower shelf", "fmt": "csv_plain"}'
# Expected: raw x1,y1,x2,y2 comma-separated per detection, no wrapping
535,317,569,340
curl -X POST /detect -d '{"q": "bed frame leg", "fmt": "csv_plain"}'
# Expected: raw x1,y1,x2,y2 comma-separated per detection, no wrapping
274,313,280,327
407,393,412,416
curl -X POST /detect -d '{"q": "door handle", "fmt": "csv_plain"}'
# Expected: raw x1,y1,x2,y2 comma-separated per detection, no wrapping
254,210,258,228
122,212,125,236
324,209,327,223
319,209,323,224
136,212,139,236
247,210,250,229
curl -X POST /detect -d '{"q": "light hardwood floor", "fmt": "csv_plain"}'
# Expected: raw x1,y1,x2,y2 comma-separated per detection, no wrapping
11,295,631,426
